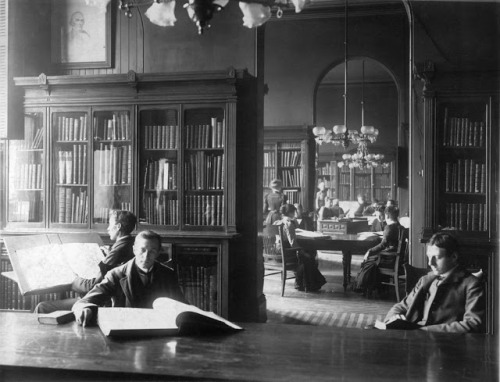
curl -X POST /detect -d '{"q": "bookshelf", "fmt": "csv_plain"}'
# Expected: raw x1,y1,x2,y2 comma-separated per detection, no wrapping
422,89,498,333
320,161,395,203
263,125,315,212
316,161,337,199
4,70,258,320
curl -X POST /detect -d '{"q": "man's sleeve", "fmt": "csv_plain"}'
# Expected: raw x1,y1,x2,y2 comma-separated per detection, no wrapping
71,272,103,294
72,270,119,314
421,278,486,333
385,275,425,321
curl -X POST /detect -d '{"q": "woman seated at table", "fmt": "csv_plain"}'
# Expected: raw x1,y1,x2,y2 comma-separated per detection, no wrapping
294,203,315,231
274,204,326,292
318,197,344,220
353,205,401,296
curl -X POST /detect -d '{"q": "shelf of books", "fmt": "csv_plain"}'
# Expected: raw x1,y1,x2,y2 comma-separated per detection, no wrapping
7,111,45,227
373,164,394,202
277,142,303,205
173,245,219,313
50,110,90,227
337,165,351,200
437,98,490,235
316,161,337,198
183,107,226,230
263,144,276,190
353,167,372,201
93,109,133,226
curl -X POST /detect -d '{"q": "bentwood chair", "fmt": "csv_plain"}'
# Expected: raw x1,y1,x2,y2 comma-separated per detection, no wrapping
262,224,300,296
377,226,409,301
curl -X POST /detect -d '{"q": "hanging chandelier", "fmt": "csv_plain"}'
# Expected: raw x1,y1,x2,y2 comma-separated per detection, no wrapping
312,0,379,149
118,0,308,35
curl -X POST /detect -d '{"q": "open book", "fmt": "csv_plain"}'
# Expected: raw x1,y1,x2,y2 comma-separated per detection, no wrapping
295,228,329,239
97,297,243,337
374,318,422,330
3,233,104,295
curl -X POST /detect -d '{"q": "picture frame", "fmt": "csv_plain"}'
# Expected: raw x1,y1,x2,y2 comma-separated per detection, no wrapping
51,0,112,69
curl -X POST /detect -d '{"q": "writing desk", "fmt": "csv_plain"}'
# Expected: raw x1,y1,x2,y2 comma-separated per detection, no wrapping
297,233,381,291
0,311,496,381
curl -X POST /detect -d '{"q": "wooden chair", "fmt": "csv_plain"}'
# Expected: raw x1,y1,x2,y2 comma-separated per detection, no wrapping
402,263,428,296
262,224,300,296
377,226,409,301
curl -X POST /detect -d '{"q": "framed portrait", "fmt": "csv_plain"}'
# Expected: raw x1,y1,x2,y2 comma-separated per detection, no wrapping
51,0,112,69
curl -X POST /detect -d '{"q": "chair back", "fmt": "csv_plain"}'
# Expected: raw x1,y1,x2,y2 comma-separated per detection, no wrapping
277,224,300,270
262,225,280,263
396,226,409,262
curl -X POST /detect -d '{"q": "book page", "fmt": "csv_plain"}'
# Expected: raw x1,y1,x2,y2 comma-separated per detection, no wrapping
295,229,329,239
62,242,104,278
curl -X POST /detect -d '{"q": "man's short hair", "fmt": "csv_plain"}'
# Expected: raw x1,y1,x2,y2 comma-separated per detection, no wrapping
110,210,137,235
429,232,459,258
135,230,162,249
384,205,399,220
279,203,296,216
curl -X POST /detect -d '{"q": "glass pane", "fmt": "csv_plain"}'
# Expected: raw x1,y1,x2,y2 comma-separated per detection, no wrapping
51,111,89,224
338,165,351,200
183,107,224,227
93,110,133,225
139,108,179,226
8,112,45,223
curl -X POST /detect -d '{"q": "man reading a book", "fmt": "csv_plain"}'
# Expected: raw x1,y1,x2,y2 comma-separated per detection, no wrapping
73,230,186,326
384,233,485,333
35,210,137,314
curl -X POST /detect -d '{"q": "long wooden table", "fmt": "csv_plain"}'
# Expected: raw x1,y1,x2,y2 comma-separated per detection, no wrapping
0,311,497,381
297,233,381,291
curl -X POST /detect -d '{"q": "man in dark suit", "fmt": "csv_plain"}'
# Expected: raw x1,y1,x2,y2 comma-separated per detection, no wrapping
384,232,485,333
35,210,137,313
73,230,186,326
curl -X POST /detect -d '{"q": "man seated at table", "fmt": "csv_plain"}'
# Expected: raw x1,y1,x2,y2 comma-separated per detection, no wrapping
384,232,485,333
35,210,137,313
294,203,315,231
318,197,344,220
73,230,187,326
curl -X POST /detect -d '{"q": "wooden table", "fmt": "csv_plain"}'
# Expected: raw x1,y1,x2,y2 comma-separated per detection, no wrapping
0,311,497,381
297,233,381,291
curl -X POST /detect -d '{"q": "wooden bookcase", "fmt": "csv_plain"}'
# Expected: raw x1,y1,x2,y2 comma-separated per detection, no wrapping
262,125,315,212
2,69,259,320
317,160,395,203
421,89,498,333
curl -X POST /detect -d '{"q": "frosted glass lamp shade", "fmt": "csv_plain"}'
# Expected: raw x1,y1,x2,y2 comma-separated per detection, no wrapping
333,125,346,134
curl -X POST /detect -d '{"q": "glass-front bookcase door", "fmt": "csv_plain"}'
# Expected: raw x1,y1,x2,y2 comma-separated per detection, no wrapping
50,109,90,227
7,111,45,227
139,107,180,229
182,106,225,230
92,108,133,227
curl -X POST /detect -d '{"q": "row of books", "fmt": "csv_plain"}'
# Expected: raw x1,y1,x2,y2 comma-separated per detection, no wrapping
144,125,178,149
10,163,43,190
143,195,179,226
444,203,487,232
317,162,335,176
21,117,44,149
185,118,225,149
337,185,351,200
184,195,224,226
56,188,89,224
279,168,303,187
177,265,217,312
94,113,131,141
374,175,392,188
94,204,132,224
283,189,300,205
317,177,334,189
444,160,486,193
374,189,392,202
145,159,178,190
262,169,277,189
263,152,276,167
184,152,224,190
279,150,302,167
96,144,132,186
338,173,351,183
443,112,485,147
57,146,87,185
8,198,43,223
278,142,301,149
55,115,88,142
354,175,372,188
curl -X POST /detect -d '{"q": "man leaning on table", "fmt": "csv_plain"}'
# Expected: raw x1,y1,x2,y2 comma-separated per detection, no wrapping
73,230,187,326
384,232,485,333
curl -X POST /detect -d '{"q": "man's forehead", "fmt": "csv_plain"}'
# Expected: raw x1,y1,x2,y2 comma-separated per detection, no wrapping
427,245,446,257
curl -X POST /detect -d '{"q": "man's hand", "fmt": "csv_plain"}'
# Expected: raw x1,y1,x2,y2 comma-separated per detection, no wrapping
385,314,406,323
74,307,93,327
363,251,370,261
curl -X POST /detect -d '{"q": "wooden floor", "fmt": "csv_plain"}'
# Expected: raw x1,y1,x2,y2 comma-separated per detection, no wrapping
264,251,397,328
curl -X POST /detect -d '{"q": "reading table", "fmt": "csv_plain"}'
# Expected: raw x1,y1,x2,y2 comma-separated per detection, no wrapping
297,233,380,291
0,311,496,381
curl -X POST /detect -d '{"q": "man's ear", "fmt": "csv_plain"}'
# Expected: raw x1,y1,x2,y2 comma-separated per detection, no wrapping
451,251,459,264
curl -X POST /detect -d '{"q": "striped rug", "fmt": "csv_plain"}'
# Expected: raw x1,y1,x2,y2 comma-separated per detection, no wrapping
267,309,385,329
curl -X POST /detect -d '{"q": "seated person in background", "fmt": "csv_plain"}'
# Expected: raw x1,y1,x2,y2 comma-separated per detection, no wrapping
318,197,344,220
264,178,287,227
274,204,326,293
371,204,386,232
73,230,187,326
386,199,397,208
35,210,137,314
350,194,373,217
384,233,485,333
294,203,314,231
353,206,400,296
315,181,328,212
